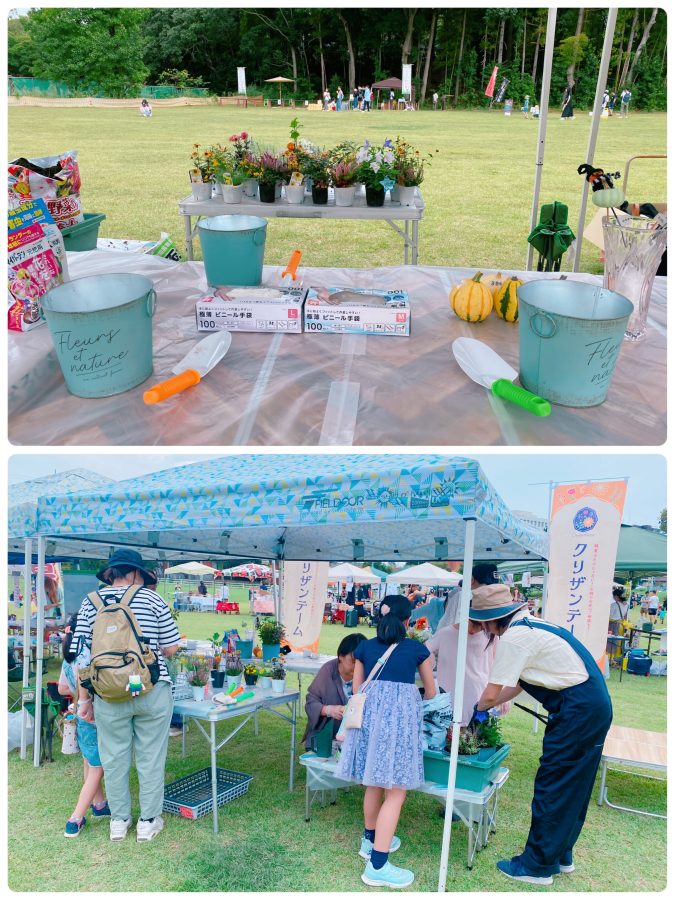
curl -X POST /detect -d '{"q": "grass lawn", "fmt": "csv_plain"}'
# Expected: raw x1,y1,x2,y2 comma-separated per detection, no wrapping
8,606,666,892
7,107,667,272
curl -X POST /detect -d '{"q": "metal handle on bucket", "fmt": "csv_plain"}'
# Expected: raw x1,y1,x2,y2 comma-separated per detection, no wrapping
146,289,157,318
529,311,558,339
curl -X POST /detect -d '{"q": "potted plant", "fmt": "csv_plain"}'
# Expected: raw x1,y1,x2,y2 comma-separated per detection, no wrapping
189,144,214,201
224,651,243,690
228,131,257,197
210,633,225,687
392,136,436,206
243,663,259,687
405,616,432,643
270,657,286,693
329,156,359,207
356,139,397,207
303,150,331,205
257,151,284,203
257,618,285,660
258,665,273,691
189,658,210,701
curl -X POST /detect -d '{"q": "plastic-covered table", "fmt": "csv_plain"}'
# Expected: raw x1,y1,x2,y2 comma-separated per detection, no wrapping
178,186,424,265
173,686,299,833
299,752,509,868
8,251,666,446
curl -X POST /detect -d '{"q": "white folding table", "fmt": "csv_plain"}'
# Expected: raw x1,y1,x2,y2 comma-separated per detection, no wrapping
597,724,667,819
172,686,299,833
178,185,425,265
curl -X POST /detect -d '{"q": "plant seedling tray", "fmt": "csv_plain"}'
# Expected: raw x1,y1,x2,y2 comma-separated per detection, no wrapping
163,767,253,819
61,213,106,251
423,743,511,792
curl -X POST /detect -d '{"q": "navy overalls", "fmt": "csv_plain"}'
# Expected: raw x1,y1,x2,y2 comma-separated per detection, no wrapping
510,618,613,877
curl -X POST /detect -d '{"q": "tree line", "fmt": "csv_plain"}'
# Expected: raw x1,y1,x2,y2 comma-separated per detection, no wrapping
8,7,667,109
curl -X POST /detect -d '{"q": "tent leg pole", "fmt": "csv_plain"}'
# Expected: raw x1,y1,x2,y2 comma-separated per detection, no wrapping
438,517,476,893
573,8,618,272
33,535,46,768
20,538,32,760
527,7,557,270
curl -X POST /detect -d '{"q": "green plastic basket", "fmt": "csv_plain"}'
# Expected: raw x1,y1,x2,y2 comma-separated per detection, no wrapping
61,212,106,251
423,743,511,792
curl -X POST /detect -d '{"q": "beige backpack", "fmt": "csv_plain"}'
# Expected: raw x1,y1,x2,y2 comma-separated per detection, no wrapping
78,585,159,702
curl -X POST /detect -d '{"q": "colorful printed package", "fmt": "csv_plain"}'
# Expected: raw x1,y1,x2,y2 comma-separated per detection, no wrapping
7,205,64,332
8,150,84,229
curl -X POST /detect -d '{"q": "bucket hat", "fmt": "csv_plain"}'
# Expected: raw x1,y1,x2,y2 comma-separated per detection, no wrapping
468,584,528,621
97,548,157,586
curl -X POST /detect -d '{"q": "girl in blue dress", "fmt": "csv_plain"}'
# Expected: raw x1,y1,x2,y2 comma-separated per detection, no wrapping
336,595,436,888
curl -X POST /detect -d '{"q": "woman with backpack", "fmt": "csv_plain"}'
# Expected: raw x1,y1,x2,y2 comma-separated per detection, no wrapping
58,612,110,837
74,549,180,844
336,595,436,888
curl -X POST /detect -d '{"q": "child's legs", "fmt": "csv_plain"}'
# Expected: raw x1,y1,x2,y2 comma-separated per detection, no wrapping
363,786,384,830
71,765,105,820
373,787,407,852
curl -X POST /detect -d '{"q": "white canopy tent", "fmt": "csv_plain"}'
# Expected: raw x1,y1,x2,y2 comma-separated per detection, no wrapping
328,563,381,584
386,562,462,587
164,561,218,576
19,454,548,890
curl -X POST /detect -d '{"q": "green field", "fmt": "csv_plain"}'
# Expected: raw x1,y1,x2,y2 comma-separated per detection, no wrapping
8,604,666,892
8,106,667,272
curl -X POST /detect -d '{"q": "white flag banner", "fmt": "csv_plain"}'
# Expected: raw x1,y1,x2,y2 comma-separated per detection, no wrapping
402,64,412,96
237,67,247,95
281,561,329,653
546,480,628,666
521,571,531,588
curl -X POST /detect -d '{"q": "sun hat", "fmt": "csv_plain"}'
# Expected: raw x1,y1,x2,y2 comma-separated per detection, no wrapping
468,584,528,621
96,548,157,586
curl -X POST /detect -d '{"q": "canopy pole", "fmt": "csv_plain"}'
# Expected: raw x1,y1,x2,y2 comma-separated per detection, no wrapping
573,7,618,272
272,560,280,621
527,7,558,270
20,538,32,760
437,517,476,893
33,535,46,768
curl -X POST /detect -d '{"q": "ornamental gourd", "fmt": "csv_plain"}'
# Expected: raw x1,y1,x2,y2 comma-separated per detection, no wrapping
450,272,493,323
483,272,506,298
493,276,523,323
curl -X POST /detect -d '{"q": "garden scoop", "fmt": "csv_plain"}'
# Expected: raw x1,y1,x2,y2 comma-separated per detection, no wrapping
452,337,551,417
143,330,232,404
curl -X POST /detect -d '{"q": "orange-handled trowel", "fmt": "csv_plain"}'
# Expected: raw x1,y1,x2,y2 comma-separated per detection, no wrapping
279,249,302,287
143,330,232,404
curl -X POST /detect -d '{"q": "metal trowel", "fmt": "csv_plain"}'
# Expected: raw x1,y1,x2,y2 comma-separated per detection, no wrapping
452,337,551,417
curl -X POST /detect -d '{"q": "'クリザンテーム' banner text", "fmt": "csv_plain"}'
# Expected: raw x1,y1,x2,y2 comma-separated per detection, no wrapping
281,561,329,653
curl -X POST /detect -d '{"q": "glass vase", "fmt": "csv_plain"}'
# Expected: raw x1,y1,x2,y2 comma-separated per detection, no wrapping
602,216,667,342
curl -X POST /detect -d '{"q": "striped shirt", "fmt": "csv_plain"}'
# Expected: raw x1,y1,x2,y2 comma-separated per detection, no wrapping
73,586,180,682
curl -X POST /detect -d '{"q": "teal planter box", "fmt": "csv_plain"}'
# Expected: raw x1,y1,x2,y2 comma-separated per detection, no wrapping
61,212,106,251
423,744,510,792
236,639,254,659
344,608,358,628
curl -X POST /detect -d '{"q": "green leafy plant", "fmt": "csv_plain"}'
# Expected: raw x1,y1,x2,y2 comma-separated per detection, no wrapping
243,663,260,676
301,149,331,188
189,656,210,687
257,618,285,644
457,731,480,755
270,657,286,680
224,651,243,676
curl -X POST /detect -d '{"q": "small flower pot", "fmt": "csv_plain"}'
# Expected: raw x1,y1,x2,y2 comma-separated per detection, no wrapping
274,182,282,199
285,184,306,205
390,184,401,203
271,678,286,694
191,684,206,702
311,185,329,205
244,673,258,687
262,642,280,661
211,182,223,199
334,185,356,207
243,178,258,199
226,675,241,691
210,670,225,689
191,182,212,201
259,676,272,691
222,183,244,204
398,185,416,207
365,185,385,207
259,182,276,203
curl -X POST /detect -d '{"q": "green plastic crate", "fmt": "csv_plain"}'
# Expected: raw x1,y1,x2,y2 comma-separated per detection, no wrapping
61,212,106,251
423,743,510,792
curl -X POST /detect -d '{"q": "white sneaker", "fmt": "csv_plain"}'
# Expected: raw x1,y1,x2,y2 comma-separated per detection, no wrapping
168,727,183,737
110,817,132,842
136,816,164,842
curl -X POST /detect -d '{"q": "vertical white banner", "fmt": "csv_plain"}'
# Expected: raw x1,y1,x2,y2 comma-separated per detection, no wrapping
401,64,412,96
546,480,628,665
237,67,247,95
281,561,329,653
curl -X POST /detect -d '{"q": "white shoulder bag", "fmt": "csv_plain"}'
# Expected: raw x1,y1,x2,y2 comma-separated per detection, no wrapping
336,643,398,740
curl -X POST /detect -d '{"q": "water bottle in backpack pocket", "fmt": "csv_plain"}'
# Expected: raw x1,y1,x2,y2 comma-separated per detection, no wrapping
78,585,160,701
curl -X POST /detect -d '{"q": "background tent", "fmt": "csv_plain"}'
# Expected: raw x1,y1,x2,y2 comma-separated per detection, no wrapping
386,562,461,587
328,563,380,584
613,525,667,573
164,561,218,576
220,563,272,580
